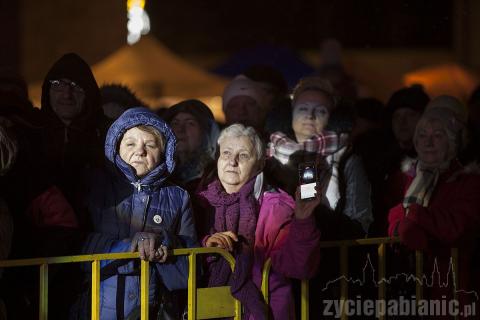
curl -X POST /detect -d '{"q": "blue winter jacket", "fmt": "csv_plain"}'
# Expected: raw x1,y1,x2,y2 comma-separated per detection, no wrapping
81,108,198,319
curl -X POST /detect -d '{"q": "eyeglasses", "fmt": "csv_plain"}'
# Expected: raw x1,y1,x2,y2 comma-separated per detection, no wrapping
49,79,85,93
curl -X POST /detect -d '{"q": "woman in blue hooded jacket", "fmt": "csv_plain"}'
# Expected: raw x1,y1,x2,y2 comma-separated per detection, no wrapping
75,107,197,319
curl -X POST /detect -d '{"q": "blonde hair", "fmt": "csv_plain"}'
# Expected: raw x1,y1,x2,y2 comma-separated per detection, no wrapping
292,76,336,108
136,125,166,150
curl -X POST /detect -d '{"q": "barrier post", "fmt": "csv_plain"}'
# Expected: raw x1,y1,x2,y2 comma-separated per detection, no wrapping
39,263,48,320
91,260,100,320
188,253,197,320
261,259,272,319
140,259,150,320
301,280,309,320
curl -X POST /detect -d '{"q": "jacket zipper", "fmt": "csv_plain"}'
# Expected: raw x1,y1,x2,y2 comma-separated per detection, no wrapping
141,194,151,231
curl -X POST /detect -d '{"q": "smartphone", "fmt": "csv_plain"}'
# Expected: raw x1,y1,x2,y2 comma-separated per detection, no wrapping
298,162,317,200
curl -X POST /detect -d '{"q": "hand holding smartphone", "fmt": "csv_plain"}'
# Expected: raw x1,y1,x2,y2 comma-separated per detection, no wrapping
298,162,317,200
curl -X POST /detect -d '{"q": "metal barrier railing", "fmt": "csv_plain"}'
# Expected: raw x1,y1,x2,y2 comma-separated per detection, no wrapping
0,237,460,320
0,247,241,320
174,247,242,320
313,237,401,320
294,237,459,320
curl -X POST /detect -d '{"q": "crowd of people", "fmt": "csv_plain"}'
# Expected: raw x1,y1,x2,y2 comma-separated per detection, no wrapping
0,51,479,319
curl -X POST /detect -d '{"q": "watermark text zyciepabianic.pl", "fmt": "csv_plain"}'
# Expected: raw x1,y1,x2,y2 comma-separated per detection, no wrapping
323,296,477,318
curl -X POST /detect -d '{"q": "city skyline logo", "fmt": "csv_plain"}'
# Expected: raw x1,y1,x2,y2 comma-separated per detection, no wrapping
321,254,479,300
320,254,478,317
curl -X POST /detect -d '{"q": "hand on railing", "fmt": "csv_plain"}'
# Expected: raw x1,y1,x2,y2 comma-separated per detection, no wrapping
294,186,322,220
130,232,168,262
205,231,238,252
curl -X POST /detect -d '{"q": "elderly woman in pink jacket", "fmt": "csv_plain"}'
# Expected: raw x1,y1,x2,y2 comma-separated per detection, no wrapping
195,123,321,320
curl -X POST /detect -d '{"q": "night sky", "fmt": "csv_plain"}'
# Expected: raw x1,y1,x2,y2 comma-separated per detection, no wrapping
147,0,453,54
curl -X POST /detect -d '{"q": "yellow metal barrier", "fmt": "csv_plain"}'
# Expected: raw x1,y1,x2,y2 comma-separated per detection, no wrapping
0,248,241,320
293,237,459,320
0,252,140,320
308,237,401,320
0,238,461,320
39,263,48,320
260,237,405,320
243,239,458,320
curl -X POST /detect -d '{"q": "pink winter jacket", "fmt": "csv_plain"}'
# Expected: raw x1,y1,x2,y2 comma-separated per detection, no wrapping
252,189,321,320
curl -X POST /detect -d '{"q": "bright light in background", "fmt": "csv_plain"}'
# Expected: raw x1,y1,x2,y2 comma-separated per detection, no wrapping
127,0,150,45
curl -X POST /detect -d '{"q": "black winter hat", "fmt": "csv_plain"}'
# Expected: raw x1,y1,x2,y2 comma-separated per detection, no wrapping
354,98,384,123
386,85,430,115
163,99,214,132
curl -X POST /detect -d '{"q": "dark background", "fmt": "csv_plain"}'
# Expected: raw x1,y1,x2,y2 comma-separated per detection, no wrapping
148,0,453,53
4,0,480,99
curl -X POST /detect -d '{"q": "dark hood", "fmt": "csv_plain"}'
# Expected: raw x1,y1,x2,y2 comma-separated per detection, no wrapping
41,53,101,128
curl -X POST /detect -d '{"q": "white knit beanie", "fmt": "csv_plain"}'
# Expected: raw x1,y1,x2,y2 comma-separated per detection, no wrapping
425,95,468,150
426,95,467,123
415,105,465,161
222,75,266,112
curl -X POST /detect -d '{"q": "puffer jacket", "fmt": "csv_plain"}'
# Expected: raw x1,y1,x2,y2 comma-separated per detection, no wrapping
79,108,197,320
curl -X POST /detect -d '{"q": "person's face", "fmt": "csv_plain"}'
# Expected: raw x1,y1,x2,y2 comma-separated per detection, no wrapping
217,136,258,194
391,108,421,146
292,90,332,142
119,127,163,178
49,78,86,124
415,119,450,167
169,112,203,155
224,96,265,130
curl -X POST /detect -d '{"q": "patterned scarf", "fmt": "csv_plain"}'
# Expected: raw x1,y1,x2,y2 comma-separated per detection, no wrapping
199,177,267,320
403,162,441,212
267,130,348,165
